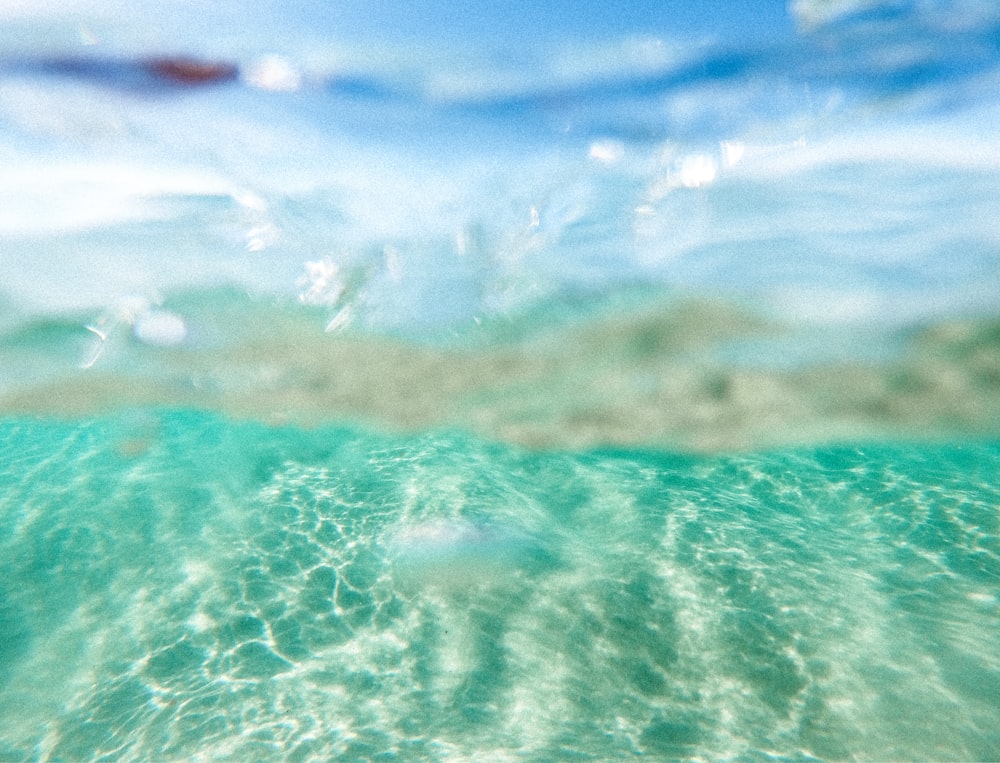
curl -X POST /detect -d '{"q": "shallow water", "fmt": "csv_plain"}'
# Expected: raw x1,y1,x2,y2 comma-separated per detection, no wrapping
2,1,1000,761
1,413,998,761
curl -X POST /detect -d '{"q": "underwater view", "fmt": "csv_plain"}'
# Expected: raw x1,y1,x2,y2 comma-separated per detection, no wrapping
1,0,999,760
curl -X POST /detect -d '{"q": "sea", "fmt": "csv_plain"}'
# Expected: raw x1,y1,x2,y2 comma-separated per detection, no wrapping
1,0,999,760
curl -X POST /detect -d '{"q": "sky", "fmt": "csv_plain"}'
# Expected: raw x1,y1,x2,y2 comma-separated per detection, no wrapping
313,0,797,46
0,0,798,56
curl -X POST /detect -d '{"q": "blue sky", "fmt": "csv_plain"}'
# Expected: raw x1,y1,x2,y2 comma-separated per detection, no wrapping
313,0,796,47
0,0,798,59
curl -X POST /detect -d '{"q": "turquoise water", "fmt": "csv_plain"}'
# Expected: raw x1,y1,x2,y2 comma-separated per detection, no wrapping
1,411,998,761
